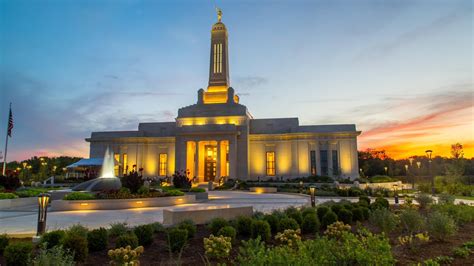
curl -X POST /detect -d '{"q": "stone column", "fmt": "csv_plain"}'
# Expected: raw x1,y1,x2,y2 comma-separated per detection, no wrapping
216,140,221,180
328,147,333,177
229,137,237,179
316,141,321,176
194,141,199,182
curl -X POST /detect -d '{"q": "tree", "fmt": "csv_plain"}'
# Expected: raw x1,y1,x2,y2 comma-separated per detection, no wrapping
450,143,464,159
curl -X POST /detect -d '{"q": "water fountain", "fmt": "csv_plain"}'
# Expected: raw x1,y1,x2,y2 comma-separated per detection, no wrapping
71,148,122,192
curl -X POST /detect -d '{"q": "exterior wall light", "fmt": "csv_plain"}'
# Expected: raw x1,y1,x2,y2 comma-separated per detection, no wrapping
37,193,50,236
310,186,316,207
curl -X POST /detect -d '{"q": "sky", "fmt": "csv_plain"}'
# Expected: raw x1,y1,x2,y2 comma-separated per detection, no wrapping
0,0,472,161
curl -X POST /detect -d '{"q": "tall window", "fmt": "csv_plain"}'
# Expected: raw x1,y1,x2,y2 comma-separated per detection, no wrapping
122,153,128,175
332,150,339,176
310,150,317,175
159,153,167,176
213,43,222,73
320,150,328,176
266,151,275,176
114,153,120,176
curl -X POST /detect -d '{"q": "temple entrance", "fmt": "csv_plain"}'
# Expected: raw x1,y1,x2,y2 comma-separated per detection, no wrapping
204,145,217,181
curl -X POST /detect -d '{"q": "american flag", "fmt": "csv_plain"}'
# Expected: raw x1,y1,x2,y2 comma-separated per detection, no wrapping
7,105,13,137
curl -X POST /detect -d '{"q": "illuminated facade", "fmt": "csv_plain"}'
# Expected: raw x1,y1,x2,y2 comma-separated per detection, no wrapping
86,10,361,181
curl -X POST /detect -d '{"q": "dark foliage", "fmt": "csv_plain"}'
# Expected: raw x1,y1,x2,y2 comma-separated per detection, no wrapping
4,242,33,266
278,217,299,231
134,224,154,246
0,175,21,190
62,233,88,262
116,232,139,248
87,228,108,252
251,220,271,242
177,220,197,239
40,230,65,249
322,211,338,228
301,214,320,234
167,228,188,252
208,218,229,235
120,171,144,193
172,170,192,189
337,209,353,224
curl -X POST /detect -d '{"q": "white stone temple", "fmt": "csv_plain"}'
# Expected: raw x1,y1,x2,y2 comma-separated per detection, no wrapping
86,10,361,182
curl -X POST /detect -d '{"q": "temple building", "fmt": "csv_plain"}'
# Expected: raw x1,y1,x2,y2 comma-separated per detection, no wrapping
86,10,361,181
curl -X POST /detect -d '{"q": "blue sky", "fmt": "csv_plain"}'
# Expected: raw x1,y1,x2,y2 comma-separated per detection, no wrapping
0,0,472,160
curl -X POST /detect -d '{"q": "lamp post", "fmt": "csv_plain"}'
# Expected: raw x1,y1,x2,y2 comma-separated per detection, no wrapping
310,186,316,207
404,164,409,190
384,166,388,176
425,150,434,195
37,193,50,236
299,181,304,194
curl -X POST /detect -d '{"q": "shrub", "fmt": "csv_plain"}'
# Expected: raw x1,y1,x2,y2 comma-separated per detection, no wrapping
251,220,271,241
109,222,129,237
31,245,75,266
87,227,108,252
453,247,470,258
62,233,88,262
116,232,139,248
371,197,389,210
275,229,301,247
438,193,455,204
285,207,303,225
4,242,33,266
137,185,149,195
189,187,206,193
361,207,370,220
432,204,474,225
108,245,144,265
208,217,229,235
150,222,164,233
217,226,237,240
263,214,280,234
0,234,9,255
133,224,154,246
279,217,299,231
177,219,197,239
337,208,353,224
370,175,396,183
359,196,371,206
352,207,365,222
427,212,456,241
317,206,330,221
399,209,425,234
0,192,18,199
67,224,88,238
164,189,185,196
172,170,192,189
0,175,21,190
63,192,95,200
324,221,351,239
236,216,253,236
330,204,343,215
301,213,320,234
167,228,188,252
301,207,317,218
322,211,338,229
415,193,433,209
40,230,65,249
369,208,398,234
204,234,232,259
121,171,144,193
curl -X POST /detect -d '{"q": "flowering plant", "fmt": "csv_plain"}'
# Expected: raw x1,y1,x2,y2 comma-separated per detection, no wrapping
398,232,429,251
324,221,351,239
108,245,144,266
275,229,301,248
203,234,232,259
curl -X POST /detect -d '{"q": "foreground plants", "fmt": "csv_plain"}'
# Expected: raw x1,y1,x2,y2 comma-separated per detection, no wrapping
108,245,144,266
203,234,232,259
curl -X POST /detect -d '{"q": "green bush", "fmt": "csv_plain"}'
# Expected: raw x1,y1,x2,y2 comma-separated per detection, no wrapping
301,213,320,234
150,222,164,233
251,220,271,241
262,214,279,234
371,197,389,210
63,192,95,200
67,224,88,238
352,207,365,222
399,209,425,234
358,196,371,206
208,217,229,235
317,206,330,221
121,171,144,193
415,193,433,209
217,226,237,240
427,212,456,241
31,245,75,266
115,232,139,248
62,233,88,262
279,217,299,231
0,234,9,255
301,207,317,218
235,216,253,236
330,204,343,215
369,208,398,234
40,230,65,249
167,228,188,252
137,185,149,195
438,193,455,204
109,222,129,237
14,188,50,198
189,187,206,193
432,204,474,225
285,207,303,225
4,242,33,266
172,170,192,189
337,209,353,224
87,227,108,252
370,175,396,183
165,189,185,196
0,192,18,199
322,211,338,229
177,219,197,239
361,207,371,220
453,247,470,258
133,224,154,246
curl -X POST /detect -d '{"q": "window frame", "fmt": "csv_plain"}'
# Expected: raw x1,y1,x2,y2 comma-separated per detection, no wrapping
159,153,167,176
266,151,276,176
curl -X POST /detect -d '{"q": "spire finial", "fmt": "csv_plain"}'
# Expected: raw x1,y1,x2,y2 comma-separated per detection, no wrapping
216,7,222,22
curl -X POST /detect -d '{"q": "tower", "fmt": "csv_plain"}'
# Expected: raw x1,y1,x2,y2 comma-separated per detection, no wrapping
202,8,238,104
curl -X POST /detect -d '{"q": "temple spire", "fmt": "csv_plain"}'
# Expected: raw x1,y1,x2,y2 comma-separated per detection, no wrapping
216,7,222,22
208,8,230,89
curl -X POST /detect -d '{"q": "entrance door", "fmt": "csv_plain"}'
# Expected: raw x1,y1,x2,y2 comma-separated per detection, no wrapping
204,145,217,182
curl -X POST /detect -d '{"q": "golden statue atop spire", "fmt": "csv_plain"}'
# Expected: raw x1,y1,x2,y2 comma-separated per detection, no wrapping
216,7,222,22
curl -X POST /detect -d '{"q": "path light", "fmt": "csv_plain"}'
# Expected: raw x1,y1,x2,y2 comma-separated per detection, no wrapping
384,166,388,176
310,186,316,207
299,181,304,194
37,193,50,236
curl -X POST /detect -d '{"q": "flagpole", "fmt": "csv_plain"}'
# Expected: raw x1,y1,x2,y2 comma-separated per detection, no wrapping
2,103,11,176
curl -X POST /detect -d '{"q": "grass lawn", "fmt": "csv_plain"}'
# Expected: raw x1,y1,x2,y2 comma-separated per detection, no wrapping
456,195,474,201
